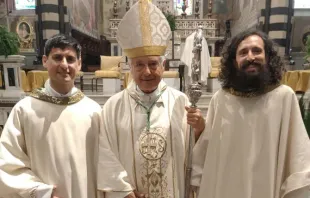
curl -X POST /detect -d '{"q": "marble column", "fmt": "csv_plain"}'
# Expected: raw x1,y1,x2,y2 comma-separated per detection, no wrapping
261,0,294,56
34,0,70,64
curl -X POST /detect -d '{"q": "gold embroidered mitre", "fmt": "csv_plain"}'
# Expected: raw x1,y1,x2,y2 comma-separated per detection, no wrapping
116,0,171,58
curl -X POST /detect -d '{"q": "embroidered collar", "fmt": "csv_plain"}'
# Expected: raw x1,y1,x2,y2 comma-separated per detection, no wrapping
29,88,84,105
44,79,78,97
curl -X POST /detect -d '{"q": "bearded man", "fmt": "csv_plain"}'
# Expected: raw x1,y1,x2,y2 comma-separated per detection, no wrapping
191,29,310,198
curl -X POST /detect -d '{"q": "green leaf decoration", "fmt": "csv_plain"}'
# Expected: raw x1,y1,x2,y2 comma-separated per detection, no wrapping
0,25,20,57
163,12,176,31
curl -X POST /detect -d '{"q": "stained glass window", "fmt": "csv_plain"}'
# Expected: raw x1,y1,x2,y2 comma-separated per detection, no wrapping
15,0,35,10
294,0,310,8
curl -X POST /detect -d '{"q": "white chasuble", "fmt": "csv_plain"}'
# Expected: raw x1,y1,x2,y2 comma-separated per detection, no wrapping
0,88,102,198
98,80,190,198
191,85,310,198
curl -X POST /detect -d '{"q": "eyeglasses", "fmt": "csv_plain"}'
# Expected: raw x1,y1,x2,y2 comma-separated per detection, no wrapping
133,61,160,71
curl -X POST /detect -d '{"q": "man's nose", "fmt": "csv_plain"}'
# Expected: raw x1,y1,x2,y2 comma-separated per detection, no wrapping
247,51,255,61
59,58,69,69
143,65,151,75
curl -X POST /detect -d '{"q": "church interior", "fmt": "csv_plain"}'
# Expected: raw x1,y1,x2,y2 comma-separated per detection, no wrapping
0,0,310,135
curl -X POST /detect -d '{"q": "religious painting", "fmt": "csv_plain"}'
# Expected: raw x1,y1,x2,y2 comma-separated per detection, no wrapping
15,17,35,52
17,22,31,40
71,0,99,38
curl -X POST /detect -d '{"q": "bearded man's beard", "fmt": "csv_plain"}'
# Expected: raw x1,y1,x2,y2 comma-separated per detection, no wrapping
230,60,271,93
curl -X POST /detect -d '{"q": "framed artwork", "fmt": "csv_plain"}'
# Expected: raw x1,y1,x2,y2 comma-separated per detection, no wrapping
71,0,99,39
17,21,31,40
16,17,34,52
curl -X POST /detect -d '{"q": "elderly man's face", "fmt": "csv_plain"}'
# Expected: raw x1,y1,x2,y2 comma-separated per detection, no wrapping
235,35,267,75
130,56,164,93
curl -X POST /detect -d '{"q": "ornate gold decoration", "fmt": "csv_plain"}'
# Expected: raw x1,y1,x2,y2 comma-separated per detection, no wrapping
124,46,167,58
138,127,169,198
139,132,167,160
16,17,34,50
224,84,281,98
29,88,84,105
139,0,152,46
127,85,176,197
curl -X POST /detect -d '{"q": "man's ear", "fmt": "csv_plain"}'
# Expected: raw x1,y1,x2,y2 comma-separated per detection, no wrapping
162,59,167,68
42,55,48,69
233,60,238,68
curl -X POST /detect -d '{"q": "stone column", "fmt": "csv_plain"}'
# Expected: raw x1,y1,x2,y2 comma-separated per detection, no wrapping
261,0,294,56
34,0,70,64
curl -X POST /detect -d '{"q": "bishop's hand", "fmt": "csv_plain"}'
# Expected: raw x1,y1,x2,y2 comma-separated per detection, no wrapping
51,186,62,198
125,192,136,198
185,106,205,141
125,190,146,198
134,190,146,198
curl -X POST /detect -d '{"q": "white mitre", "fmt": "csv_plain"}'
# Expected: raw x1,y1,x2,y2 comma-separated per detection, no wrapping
116,0,171,58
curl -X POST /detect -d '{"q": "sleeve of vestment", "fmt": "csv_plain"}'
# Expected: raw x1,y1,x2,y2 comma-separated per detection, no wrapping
97,100,133,198
0,105,53,198
278,92,310,198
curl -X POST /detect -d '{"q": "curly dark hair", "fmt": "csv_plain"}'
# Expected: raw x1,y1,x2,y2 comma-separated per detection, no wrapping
218,29,284,89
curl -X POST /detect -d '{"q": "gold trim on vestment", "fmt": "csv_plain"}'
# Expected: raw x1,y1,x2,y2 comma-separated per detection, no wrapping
224,83,281,98
127,88,176,198
124,46,167,58
29,88,84,105
139,0,152,46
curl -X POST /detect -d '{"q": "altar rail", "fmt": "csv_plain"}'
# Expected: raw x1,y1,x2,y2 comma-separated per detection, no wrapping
109,18,219,39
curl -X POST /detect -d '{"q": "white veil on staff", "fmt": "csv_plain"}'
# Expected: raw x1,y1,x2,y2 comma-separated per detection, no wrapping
180,25,211,91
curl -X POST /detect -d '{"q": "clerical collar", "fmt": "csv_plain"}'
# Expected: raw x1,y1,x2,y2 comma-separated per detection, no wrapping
136,84,160,104
29,79,84,105
224,83,281,98
43,79,78,97
127,80,166,107
127,80,167,131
